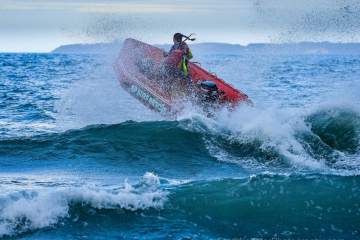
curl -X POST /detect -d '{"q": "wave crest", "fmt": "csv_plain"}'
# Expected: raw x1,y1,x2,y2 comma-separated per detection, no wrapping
0,173,168,237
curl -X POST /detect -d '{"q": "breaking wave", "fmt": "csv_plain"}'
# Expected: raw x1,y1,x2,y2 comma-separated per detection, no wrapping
0,173,168,237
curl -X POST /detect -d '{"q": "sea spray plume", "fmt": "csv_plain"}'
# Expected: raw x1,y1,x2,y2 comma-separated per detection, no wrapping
60,9,141,44
0,173,168,237
250,0,360,43
60,4,179,45
295,1,360,43
54,55,162,129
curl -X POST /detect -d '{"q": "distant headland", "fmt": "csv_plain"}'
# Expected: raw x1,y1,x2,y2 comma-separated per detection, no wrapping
51,41,360,54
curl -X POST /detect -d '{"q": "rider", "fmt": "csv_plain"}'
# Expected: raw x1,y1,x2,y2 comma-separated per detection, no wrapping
163,33,195,82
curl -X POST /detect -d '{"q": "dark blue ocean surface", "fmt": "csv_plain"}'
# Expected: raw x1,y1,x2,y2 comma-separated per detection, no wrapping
0,52,359,239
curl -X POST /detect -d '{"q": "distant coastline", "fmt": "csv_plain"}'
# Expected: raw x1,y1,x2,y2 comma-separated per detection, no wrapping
51,41,360,54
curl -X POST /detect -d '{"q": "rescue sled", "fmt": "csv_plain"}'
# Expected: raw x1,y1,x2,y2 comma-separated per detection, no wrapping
113,38,252,118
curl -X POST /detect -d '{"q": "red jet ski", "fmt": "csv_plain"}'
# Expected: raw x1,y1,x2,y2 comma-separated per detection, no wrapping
113,38,252,118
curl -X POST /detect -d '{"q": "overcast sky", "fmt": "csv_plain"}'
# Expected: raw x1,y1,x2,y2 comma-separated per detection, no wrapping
0,0,359,52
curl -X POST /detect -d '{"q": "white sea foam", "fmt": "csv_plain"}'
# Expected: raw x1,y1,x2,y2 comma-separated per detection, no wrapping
0,173,168,237
180,104,329,170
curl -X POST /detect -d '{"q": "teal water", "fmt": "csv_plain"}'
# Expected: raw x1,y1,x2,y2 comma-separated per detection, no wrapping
0,53,359,239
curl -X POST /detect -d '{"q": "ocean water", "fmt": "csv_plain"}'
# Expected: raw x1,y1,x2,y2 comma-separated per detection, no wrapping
0,52,360,239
